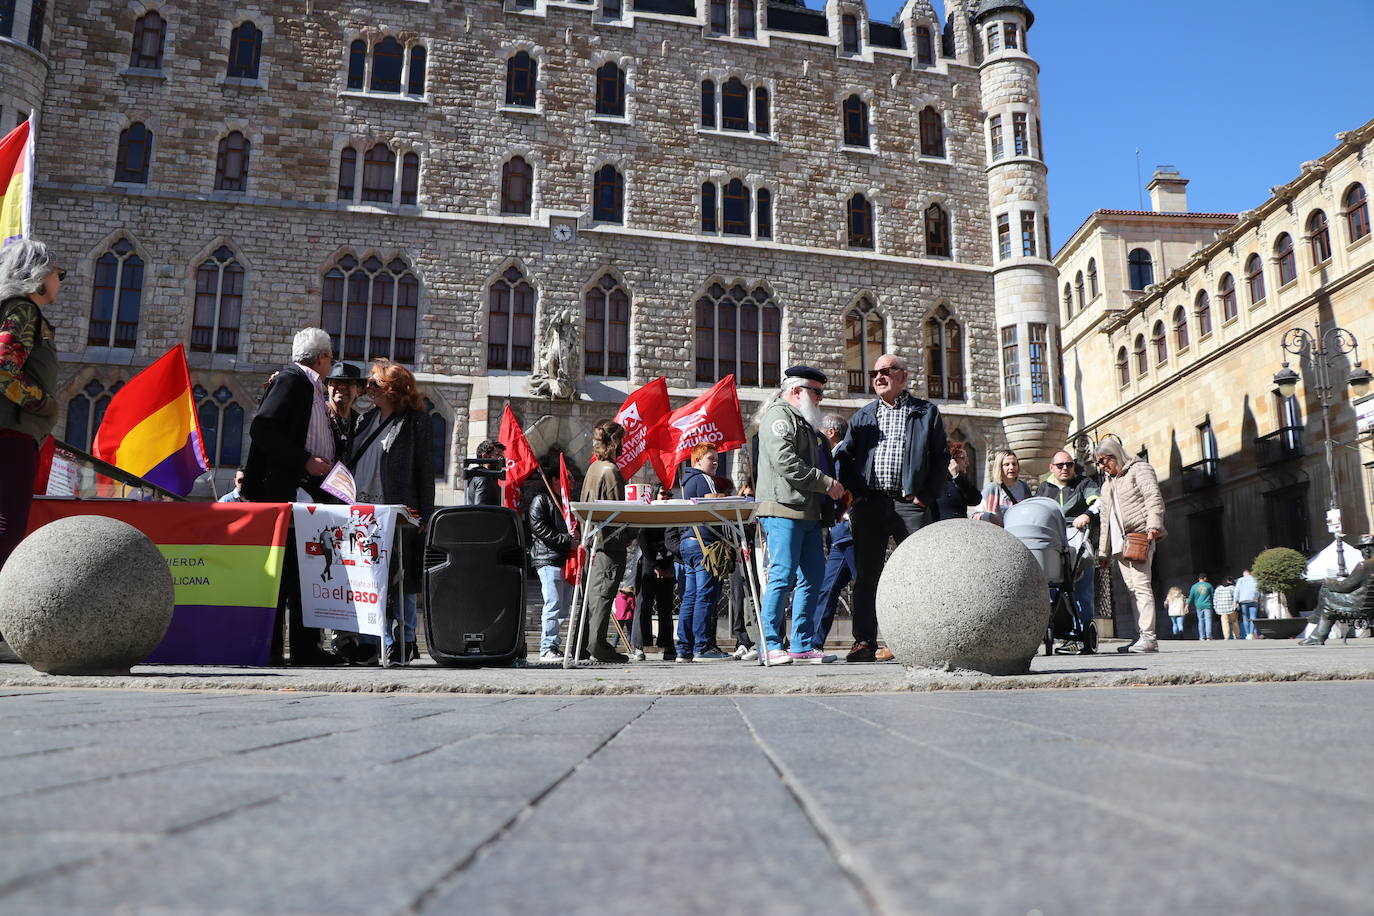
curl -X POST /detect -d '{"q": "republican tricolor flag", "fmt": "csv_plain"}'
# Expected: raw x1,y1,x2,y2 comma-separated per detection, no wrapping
0,116,34,246
93,345,211,497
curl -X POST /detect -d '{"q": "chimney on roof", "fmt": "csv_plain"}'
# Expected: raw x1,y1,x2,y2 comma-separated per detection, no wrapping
1147,166,1189,213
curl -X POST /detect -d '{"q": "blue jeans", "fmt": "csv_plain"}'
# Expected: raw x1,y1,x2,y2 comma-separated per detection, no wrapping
760,517,824,653
1197,608,1214,640
813,538,855,646
1239,601,1259,638
1073,565,1096,630
677,538,719,658
376,592,418,655
1170,615,1186,636
537,564,572,653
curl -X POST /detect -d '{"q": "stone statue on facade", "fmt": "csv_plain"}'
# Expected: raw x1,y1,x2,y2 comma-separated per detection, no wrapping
527,308,578,400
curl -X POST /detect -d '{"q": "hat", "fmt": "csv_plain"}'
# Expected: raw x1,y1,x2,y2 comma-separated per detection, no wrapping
784,365,827,385
325,361,363,384
1357,534,1374,548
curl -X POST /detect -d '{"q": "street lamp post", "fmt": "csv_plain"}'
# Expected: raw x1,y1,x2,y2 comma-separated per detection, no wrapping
1273,322,1373,576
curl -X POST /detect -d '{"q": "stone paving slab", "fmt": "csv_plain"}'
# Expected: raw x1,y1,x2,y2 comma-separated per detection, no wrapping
3,638,1374,695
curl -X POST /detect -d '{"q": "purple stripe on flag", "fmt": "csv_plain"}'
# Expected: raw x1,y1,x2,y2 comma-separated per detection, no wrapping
141,434,209,496
143,604,277,666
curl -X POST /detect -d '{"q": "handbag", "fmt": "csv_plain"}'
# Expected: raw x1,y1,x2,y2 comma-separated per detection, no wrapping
1121,531,1151,563
690,525,737,579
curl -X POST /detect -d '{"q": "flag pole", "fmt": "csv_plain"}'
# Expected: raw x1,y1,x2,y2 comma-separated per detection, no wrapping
22,110,35,240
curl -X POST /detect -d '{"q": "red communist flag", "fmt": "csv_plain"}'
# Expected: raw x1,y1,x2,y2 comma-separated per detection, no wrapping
655,375,745,489
613,377,671,481
558,452,583,585
498,404,539,510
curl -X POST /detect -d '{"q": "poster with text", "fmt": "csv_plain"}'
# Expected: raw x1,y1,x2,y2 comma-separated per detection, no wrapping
292,503,399,637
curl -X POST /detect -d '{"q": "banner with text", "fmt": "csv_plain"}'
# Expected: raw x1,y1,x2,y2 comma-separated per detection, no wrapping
292,502,399,637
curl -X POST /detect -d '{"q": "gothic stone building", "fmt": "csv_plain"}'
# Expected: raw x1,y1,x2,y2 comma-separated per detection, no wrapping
5,0,1068,501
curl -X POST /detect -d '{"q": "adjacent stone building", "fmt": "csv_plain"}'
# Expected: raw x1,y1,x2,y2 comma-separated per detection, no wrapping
14,0,1066,501
1056,119,1374,616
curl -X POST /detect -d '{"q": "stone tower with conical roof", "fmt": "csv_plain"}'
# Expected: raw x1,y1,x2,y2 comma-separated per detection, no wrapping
0,3,49,136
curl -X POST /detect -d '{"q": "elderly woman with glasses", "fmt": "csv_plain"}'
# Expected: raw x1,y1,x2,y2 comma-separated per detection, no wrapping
0,239,62,572
1094,437,1166,653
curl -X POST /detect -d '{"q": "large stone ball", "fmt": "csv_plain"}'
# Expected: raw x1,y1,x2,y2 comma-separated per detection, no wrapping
0,515,174,675
876,519,1048,675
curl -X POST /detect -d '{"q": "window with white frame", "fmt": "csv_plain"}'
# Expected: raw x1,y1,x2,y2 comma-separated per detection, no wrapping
321,253,420,363
346,36,426,97
191,246,244,355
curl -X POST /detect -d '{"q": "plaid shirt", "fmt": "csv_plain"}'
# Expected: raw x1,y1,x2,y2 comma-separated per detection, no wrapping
1212,585,1238,616
869,391,911,496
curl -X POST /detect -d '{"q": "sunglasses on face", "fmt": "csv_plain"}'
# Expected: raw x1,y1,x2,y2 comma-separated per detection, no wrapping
366,379,381,389
801,386,824,398
56,269,67,281
1052,462,1075,469
869,367,902,379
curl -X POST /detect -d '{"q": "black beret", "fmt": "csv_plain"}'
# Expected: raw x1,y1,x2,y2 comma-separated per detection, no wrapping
325,361,364,383
784,365,827,385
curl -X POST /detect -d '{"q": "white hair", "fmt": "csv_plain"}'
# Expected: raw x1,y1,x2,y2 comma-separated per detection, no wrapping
780,375,811,396
292,327,332,364
0,239,55,301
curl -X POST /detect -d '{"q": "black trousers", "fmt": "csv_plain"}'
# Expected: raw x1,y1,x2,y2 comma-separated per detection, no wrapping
273,530,331,665
849,493,932,645
634,569,675,651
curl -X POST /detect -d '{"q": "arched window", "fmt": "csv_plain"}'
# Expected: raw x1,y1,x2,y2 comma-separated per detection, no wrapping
501,156,533,215
130,11,165,70
1116,346,1129,389
1074,271,1085,310
925,203,950,257
847,194,873,249
1151,321,1167,365
407,45,426,96
1219,273,1237,321
1133,334,1147,376
721,78,748,131
214,131,250,192
400,152,419,205
842,94,869,147
919,107,945,157
841,14,860,54
915,26,934,66
361,144,396,203
321,253,420,363
487,265,535,371
88,239,143,349
584,273,630,378
194,385,245,467
754,86,770,135
226,21,261,80
756,187,772,239
115,122,152,184
1308,210,1331,264
1275,233,1296,285
370,37,404,93
191,246,243,354
737,0,756,39
1345,183,1370,242
1087,258,1099,298
506,52,537,107
722,178,750,235
1195,290,1211,338
66,379,124,451
592,164,623,223
1127,248,1153,290
700,80,716,128
1246,254,1266,303
844,297,885,393
925,304,964,401
694,283,781,386
1061,283,1072,319
595,62,625,117
1172,305,1189,351
337,148,357,200
700,182,716,233
425,398,448,480
347,39,366,90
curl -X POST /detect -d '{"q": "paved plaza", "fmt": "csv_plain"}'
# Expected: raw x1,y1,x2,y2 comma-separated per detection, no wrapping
2,642,1374,915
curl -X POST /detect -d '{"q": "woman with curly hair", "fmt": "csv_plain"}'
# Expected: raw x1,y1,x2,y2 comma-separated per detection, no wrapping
576,419,635,662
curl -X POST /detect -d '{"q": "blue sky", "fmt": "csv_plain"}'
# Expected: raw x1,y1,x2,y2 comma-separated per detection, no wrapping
864,0,1374,251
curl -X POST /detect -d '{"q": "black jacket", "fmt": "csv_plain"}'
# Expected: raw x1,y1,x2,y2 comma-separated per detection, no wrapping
529,490,572,568
466,467,503,506
678,466,721,545
350,408,436,593
936,472,981,522
242,363,322,502
836,394,949,509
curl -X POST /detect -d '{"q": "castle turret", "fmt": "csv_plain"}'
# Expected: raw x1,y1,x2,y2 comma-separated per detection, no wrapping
969,0,1070,473
0,2,50,137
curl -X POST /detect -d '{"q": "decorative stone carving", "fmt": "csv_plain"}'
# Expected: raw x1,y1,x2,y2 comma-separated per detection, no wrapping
528,307,578,400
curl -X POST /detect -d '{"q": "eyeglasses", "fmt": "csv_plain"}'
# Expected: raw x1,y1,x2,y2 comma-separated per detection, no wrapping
869,366,903,379
801,386,824,398
1052,462,1075,469
56,269,67,281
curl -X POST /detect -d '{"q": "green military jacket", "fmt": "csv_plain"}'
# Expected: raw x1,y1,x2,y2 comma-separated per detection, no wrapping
755,397,835,522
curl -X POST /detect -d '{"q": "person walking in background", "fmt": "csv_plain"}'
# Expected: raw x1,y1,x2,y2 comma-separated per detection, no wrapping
1189,573,1216,641
1213,576,1239,640
979,449,1032,522
814,413,855,649
465,439,505,506
1165,585,1189,637
676,443,731,662
1236,568,1260,639
936,440,982,522
578,420,635,662
756,366,843,665
529,472,573,662
1094,437,1166,653
835,354,948,663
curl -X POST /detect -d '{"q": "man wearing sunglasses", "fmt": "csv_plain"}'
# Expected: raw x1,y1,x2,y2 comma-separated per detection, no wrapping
1035,450,1100,645
834,354,948,663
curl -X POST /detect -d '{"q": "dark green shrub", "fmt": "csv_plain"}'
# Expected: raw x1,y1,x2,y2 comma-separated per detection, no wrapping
1251,547,1308,596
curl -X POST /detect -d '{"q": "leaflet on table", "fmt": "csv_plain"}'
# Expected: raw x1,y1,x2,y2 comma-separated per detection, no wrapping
690,496,754,503
319,462,357,504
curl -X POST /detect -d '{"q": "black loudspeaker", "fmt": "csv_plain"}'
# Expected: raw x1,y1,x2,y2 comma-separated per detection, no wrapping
423,506,527,666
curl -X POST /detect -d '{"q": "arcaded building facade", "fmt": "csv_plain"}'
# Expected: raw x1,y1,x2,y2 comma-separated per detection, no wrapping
12,0,1066,501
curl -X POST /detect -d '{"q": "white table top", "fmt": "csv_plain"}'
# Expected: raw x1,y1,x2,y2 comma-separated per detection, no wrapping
568,499,758,529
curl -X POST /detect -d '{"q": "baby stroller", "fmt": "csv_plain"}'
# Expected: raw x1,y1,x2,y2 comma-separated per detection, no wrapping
1002,497,1098,656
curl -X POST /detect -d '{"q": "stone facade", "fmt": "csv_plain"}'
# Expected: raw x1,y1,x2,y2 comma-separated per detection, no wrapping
1055,119,1374,617
24,0,1064,502
0,2,48,131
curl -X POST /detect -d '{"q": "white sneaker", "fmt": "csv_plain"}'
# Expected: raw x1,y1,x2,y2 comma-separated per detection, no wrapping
1128,639,1159,653
629,649,646,662
731,645,747,659
539,649,562,661
740,648,759,661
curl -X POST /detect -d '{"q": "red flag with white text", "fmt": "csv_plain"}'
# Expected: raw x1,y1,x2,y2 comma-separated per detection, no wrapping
613,377,672,482
655,375,745,489
498,404,539,510
558,453,583,585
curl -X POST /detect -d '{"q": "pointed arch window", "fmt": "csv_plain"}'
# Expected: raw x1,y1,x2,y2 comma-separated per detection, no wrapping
1308,210,1331,264
844,297,885,393
722,179,750,235
754,87,770,135
842,94,869,147
1195,291,1212,338
700,80,716,128
321,254,420,363
115,123,152,184
1074,271,1085,310
925,203,950,257
925,304,964,400
370,37,404,93
195,384,245,467
1116,346,1129,389
1127,248,1153,290
1172,305,1189,351
1087,258,1099,298
701,182,717,233
1219,273,1237,321
919,107,945,157
130,11,165,70
584,273,630,378
756,187,772,239
1275,233,1296,285
65,379,124,451
347,39,366,90
506,52,538,107
337,148,357,200
226,21,261,79
1133,334,1147,376
88,239,143,349
694,283,780,386
1246,253,1266,303
1345,183,1369,242
847,194,873,249
191,246,243,355
214,131,250,192
487,266,535,372
595,62,626,117
1151,321,1167,365
407,45,427,96
400,152,419,206
592,164,623,223
501,156,533,215
361,144,396,203
1061,283,1072,319
721,78,749,131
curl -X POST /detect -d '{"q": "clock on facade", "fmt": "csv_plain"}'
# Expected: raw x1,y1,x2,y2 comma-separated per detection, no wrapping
552,224,574,242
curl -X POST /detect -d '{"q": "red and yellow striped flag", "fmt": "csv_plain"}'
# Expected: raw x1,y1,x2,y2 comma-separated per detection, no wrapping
0,117,33,246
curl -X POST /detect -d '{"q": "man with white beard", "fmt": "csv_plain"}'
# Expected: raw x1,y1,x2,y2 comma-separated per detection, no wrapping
754,366,845,664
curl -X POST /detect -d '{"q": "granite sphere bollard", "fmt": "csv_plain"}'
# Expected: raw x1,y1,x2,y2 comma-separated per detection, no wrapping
875,519,1048,675
0,516,175,675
